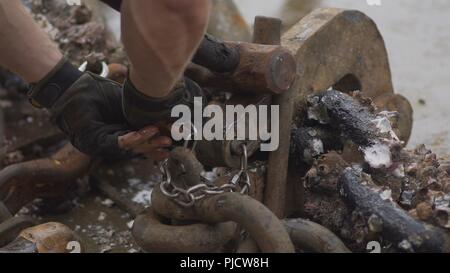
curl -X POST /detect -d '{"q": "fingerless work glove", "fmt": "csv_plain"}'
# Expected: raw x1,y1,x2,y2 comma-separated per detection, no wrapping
29,58,205,158
28,58,131,159
122,76,205,130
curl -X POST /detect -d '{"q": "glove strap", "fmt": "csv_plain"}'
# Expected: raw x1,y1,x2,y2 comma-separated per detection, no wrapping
28,58,83,109
123,77,203,129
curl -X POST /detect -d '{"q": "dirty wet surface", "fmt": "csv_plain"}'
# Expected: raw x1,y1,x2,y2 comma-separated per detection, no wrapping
13,154,161,253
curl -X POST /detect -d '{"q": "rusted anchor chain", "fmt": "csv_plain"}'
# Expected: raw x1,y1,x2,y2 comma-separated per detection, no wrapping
236,236,260,253
340,167,450,253
132,208,237,253
284,218,351,253
236,218,350,253
151,183,295,253
0,143,92,215
131,147,241,253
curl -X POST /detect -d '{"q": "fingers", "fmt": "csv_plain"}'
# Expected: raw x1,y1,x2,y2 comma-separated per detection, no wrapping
118,126,159,150
118,126,172,161
133,136,172,155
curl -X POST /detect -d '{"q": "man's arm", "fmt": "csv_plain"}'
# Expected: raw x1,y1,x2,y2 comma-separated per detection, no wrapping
121,0,211,98
0,0,171,159
0,0,62,83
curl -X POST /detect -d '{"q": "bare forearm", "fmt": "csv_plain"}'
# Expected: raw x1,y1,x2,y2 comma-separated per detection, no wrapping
121,0,210,98
0,0,62,83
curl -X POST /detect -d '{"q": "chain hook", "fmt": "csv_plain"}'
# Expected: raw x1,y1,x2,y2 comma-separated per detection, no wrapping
240,143,248,171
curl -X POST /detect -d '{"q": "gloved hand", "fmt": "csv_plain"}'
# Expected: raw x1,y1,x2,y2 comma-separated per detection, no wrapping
28,58,172,160
122,75,205,130
118,126,171,162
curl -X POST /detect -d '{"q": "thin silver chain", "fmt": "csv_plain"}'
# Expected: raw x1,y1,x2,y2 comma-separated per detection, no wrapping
159,143,251,208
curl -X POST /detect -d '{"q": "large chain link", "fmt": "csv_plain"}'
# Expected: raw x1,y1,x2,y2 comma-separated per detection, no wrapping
160,143,251,208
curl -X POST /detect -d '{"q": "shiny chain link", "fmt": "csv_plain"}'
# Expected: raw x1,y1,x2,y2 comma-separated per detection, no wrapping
160,143,251,208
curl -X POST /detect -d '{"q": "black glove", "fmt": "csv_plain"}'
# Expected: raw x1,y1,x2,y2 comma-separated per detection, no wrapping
123,76,205,130
28,58,132,159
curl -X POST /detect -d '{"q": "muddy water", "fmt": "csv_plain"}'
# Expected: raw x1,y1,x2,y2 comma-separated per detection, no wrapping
236,0,450,155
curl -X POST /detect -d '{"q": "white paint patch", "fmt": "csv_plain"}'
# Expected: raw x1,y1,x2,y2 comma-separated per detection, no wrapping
312,139,324,155
201,168,220,182
132,190,153,206
372,112,401,141
98,212,107,221
101,198,114,208
380,189,393,201
127,178,142,187
372,116,393,134
363,143,392,169
393,164,405,178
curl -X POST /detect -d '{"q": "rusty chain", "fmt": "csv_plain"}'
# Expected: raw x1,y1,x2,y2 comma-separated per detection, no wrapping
160,143,251,208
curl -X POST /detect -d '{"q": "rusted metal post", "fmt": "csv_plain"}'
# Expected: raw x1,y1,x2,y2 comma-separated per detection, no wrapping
253,16,282,45
0,107,5,166
259,16,293,218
